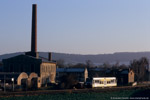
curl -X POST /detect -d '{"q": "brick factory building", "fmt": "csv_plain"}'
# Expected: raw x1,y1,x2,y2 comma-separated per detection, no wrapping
2,4,56,89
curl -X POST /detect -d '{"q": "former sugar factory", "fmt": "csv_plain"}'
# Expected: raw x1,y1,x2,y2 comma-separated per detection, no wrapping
0,4,149,93
1,4,57,89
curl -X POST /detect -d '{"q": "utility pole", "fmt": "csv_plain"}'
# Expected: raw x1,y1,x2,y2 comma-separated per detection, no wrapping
12,78,14,91
4,74,5,92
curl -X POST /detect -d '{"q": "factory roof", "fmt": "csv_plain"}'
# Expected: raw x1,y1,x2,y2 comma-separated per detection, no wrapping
2,54,56,64
57,68,86,73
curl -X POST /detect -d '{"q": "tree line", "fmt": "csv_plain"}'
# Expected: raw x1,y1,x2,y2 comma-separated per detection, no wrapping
57,57,150,82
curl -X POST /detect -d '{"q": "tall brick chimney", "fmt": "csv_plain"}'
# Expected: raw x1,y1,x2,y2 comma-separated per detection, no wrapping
31,4,37,53
26,4,38,58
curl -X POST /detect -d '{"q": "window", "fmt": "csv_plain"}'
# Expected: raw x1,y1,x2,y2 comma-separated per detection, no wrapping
99,81,102,84
95,80,99,83
107,81,110,84
111,80,115,83
100,81,103,84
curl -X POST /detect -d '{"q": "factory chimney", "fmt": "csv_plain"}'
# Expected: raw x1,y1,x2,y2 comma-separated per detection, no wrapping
31,4,37,53
48,52,52,61
26,4,38,58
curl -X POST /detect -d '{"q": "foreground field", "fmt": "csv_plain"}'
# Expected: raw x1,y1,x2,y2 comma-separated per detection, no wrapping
1,88,150,100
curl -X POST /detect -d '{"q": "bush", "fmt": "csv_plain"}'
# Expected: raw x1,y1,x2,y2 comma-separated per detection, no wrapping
58,74,78,89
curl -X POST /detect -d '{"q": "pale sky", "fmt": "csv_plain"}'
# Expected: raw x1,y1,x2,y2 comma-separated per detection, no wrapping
0,0,150,55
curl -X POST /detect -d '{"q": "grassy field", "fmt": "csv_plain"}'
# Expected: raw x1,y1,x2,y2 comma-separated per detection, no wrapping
1,88,150,100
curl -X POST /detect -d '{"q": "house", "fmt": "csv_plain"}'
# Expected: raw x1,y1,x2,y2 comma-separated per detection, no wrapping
116,69,134,85
56,67,88,82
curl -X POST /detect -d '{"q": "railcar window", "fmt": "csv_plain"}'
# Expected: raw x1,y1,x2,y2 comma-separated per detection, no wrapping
100,81,103,84
107,81,110,84
95,80,99,83
111,80,115,83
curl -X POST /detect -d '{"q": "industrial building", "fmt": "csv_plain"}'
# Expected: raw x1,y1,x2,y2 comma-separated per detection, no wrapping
2,4,56,89
56,67,88,83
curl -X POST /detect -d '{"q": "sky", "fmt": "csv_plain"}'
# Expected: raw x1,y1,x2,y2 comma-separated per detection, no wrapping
0,0,150,55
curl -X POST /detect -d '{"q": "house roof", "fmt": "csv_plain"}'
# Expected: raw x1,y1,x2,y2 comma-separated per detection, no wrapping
57,68,86,73
90,68,105,71
120,69,129,74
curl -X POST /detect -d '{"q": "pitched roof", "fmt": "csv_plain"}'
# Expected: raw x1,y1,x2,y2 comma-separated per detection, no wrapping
120,69,129,74
57,68,86,73
39,56,56,63
2,54,56,64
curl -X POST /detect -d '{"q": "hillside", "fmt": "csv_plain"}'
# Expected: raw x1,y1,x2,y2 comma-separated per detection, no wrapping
0,52,150,65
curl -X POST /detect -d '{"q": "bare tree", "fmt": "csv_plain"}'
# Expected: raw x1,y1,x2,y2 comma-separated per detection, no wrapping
103,62,111,69
86,60,94,68
130,57,149,82
57,59,65,68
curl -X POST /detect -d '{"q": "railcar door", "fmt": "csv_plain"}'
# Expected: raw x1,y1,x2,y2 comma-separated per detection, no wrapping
103,79,107,87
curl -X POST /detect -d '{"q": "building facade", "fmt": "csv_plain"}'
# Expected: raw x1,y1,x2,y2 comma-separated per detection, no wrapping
116,69,135,85
56,68,88,82
2,54,56,88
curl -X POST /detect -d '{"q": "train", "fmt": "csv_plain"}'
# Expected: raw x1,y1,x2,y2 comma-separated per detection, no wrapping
85,77,117,88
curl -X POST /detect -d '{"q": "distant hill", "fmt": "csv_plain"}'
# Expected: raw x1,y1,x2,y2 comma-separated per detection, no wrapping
0,52,150,65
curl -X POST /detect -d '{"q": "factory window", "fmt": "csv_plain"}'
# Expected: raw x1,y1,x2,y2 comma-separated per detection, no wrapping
51,67,54,71
42,67,44,72
43,66,46,72
43,66,45,72
49,66,51,71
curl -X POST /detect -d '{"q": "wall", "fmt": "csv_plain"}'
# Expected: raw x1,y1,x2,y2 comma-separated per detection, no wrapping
128,70,134,83
40,62,56,85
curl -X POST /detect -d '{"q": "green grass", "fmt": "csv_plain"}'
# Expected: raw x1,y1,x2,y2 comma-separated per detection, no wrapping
0,89,147,100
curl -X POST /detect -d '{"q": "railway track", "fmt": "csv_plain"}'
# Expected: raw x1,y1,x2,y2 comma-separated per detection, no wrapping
0,85,149,98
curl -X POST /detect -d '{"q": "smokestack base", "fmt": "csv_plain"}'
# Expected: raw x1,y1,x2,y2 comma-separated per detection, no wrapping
25,51,39,58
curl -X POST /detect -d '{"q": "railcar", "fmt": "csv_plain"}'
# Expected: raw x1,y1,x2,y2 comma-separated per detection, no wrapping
85,77,117,88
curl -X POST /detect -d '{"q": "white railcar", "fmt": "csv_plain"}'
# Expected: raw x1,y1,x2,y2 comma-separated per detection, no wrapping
85,77,117,88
